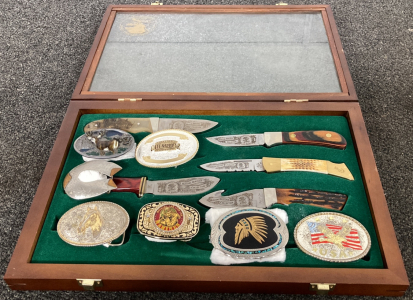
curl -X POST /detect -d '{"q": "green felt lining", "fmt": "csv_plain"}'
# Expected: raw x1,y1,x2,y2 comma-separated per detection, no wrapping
31,114,383,268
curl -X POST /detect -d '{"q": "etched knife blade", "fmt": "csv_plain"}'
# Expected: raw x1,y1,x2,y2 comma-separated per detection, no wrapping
207,130,346,149
84,117,218,134
199,189,348,210
200,157,354,180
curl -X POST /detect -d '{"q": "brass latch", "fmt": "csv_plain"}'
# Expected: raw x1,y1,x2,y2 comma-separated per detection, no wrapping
276,2,288,5
310,283,336,295
151,1,163,5
118,98,142,101
77,279,103,291
284,99,309,102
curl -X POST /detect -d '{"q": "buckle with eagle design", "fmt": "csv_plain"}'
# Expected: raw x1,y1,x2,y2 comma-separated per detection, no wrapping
294,212,371,262
137,202,200,241
57,201,129,247
211,207,289,259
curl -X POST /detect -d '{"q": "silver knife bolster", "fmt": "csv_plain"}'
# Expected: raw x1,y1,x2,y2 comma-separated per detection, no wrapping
263,188,278,207
264,132,283,146
143,179,154,194
149,117,160,132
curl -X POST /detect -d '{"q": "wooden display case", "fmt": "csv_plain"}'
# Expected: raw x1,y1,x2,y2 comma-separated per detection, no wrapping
4,5,409,296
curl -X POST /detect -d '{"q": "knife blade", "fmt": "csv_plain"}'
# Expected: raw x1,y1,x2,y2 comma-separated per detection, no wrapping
199,189,348,210
84,117,218,134
113,176,221,197
63,160,221,199
207,130,346,149
200,157,354,180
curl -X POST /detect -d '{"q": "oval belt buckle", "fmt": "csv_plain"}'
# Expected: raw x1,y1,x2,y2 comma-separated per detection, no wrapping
57,201,130,247
211,207,289,259
135,129,199,168
137,202,200,241
294,212,371,262
74,128,134,159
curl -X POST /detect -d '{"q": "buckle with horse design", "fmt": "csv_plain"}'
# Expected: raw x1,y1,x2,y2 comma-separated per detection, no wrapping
57,201,129,247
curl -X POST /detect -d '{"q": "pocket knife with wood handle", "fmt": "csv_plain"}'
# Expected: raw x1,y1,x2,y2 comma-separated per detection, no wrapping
207,130,346,149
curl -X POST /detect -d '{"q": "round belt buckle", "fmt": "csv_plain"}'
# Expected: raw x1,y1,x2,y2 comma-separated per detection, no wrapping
294,212,371,262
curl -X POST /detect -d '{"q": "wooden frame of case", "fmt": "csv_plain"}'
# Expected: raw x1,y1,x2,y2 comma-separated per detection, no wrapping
4,101,408,296
4,5,409,296
71,5,358,102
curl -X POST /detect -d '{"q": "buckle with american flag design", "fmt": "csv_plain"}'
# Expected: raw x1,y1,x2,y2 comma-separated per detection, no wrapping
294,212,371,262
137,202,200,241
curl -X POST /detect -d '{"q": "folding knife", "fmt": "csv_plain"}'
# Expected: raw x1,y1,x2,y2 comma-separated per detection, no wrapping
199,189,348,210
207,130,346,149
200,157,354,180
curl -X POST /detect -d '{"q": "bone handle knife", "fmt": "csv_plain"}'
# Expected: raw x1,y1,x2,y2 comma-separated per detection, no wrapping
262,157,354,180
265,130,346,149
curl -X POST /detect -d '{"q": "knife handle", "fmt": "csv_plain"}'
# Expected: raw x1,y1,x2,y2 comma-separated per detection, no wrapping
282,131,346,149
262,157,354,180
275,189,348,210
111,177,146,197
84,118,155,133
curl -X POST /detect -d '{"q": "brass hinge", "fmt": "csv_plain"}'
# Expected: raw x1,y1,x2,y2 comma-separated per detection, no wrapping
276,2,288,5
310,283,336,295
118,98,142,101
77,279,103,291
151,1,163,5
284,99,309,102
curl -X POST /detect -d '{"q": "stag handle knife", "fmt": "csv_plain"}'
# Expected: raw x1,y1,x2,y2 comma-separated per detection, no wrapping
268,130,346,149
262,157,354,180
199,188,348,210
84,117,218,134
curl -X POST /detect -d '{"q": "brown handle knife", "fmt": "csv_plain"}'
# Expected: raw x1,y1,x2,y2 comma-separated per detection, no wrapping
199,188,348,210
206,130,347,149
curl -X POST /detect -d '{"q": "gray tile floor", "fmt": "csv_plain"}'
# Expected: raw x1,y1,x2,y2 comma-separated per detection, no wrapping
1,0,411,299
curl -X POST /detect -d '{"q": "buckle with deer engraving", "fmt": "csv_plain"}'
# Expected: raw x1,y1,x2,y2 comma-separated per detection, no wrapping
74,129,134,159
57,201,129,247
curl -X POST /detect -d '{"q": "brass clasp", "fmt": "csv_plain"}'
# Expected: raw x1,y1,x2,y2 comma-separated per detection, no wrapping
310,283,336,295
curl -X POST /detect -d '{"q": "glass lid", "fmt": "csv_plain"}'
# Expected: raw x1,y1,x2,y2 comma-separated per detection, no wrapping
89,12,342,94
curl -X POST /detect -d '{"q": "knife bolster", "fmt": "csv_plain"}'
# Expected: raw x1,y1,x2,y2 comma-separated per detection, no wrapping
264,132,283,146
326,162,354,180
263,188,278,207
262,157,282,173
